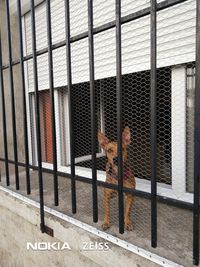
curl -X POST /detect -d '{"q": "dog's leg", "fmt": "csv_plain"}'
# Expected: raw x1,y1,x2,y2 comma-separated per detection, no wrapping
102,188,113,230
124,194,134,231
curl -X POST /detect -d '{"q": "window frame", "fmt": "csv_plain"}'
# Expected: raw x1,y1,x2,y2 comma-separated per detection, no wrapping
23,15,193,204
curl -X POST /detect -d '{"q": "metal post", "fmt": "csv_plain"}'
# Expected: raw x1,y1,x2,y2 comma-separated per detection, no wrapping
17,0,31,195
193,0,200,265
5,0,19,190
30,0,45,232
150,0,157,248
0,33,9,186
88,0,98,223
116,0,124,234
65,0,76,214
46,0,59,206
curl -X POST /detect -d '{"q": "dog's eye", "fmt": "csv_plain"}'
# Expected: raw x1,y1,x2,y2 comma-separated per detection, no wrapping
107,149,112,153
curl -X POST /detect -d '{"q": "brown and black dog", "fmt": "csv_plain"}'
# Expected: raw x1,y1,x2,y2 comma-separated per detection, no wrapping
98,126,136,231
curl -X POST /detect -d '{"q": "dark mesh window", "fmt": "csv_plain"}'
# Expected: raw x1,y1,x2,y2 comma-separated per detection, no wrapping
186,64,195,193
73,82,101,158
75,67,171,184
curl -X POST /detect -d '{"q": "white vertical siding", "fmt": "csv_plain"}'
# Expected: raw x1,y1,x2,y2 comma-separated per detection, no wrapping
24,0,196,92
171,67,187,197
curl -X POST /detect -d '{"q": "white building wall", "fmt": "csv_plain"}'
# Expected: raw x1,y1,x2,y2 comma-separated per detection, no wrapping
23,0,196,92
171,67,187,198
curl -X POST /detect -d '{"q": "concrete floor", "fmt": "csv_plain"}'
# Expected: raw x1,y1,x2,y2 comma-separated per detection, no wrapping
0,167,195,267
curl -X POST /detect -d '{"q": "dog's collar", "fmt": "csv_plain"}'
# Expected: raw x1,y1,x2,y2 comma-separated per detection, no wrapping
107,163,132,181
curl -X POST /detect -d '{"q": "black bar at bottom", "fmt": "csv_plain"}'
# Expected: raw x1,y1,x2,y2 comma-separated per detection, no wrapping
116,0,124,234
46,0,59,206
17,0,31,195
150,0,157,248
30,0,45,232
88,0,98,223
65,0,76,214
5,0,19,190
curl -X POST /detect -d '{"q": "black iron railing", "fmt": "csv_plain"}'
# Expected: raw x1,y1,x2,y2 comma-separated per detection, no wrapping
0,0,199,265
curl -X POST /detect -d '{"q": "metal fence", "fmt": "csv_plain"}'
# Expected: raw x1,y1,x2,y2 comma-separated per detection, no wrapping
0,0,199,266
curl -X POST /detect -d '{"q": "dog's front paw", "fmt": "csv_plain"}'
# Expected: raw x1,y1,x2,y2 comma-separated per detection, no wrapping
102,222,110,231
125,221,133,231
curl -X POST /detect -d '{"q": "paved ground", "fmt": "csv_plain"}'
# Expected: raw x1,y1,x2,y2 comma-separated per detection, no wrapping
0,168,195,267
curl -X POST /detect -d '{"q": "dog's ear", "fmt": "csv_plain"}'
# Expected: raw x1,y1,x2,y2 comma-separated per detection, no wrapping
122,126,131,146
98,132,109,150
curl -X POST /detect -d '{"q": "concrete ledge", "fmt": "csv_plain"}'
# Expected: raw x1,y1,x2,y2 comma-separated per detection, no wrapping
0,187,162,267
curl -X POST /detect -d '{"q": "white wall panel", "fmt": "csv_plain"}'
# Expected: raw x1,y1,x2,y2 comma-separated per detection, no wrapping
53,47,68,88
171,67,186,197
25,4,47,55
24,0,196,91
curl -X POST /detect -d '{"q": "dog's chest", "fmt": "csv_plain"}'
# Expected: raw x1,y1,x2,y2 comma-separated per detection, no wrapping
107,164,133,182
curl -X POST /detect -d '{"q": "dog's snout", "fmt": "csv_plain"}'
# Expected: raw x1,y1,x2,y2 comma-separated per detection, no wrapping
113,157,118,166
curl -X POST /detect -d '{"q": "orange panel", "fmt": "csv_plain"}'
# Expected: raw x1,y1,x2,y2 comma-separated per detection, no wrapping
39,90,53,164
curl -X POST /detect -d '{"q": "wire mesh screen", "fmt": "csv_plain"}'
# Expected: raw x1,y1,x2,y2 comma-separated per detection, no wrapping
71,68,171,182
26,62,191,266
186,64,195,193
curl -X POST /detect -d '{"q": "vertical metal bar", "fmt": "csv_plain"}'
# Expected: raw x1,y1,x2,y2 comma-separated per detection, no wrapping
150,0,157,248
116,0,124,234
0,33,10,186
88,0,98,223
5,0,19,190
17,0,31,195
193,0,200,265
30,0,45,232
46,0,59,206
65,0,76,214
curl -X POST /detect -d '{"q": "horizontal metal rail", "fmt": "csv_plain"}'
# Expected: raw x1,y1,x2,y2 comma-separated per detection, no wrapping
0,157,195,211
